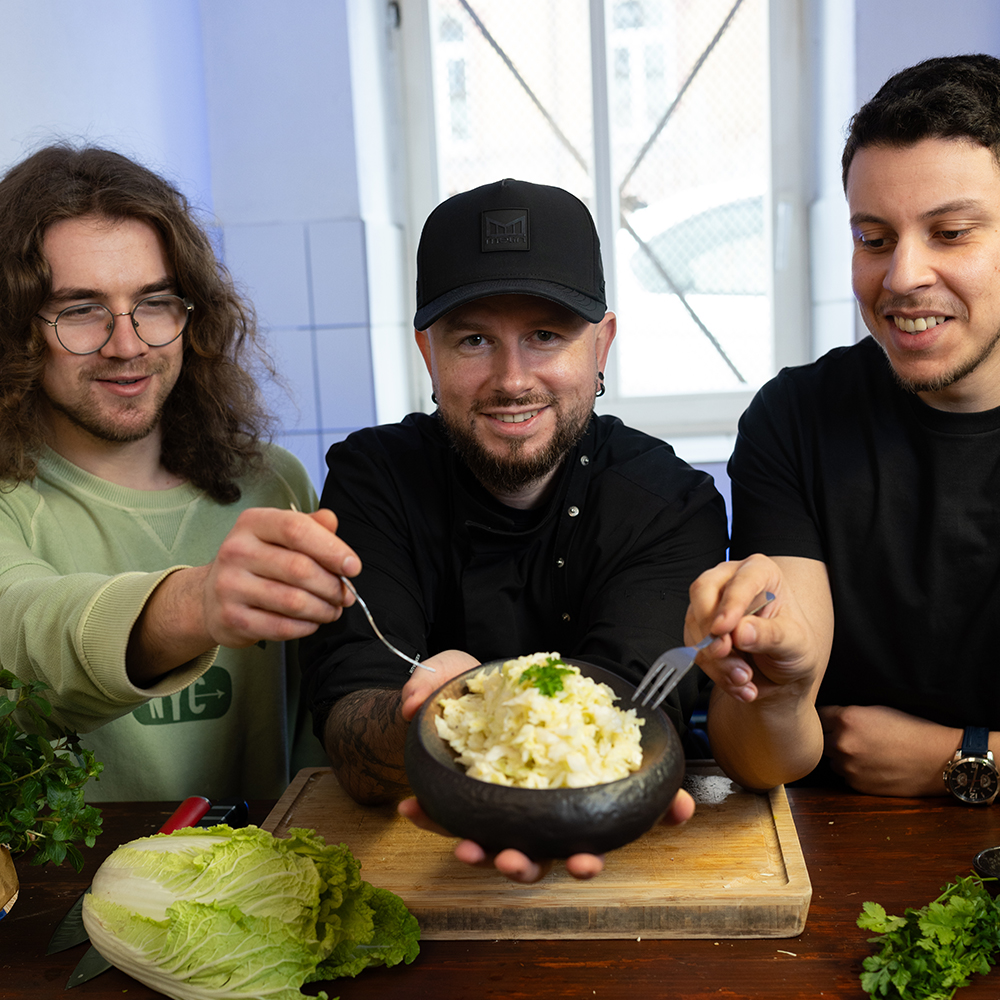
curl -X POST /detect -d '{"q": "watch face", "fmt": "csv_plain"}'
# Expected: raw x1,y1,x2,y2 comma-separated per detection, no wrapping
948,758,1000,804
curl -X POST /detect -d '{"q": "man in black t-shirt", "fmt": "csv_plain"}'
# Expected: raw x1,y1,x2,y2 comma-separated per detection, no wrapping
302,179,729,880
687,55,1000,801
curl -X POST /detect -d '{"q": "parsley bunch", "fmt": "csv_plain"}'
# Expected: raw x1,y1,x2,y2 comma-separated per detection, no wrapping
0,669,103,871
858,873,1000,999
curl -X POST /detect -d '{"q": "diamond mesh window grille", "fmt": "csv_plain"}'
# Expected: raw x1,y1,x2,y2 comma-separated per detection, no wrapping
427,0,771,398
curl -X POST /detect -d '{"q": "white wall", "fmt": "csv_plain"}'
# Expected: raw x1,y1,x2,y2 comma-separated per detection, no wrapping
854,0,1000,105
0,1,212,212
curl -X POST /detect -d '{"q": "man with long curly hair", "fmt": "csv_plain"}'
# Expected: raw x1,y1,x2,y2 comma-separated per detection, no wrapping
0,144,360,801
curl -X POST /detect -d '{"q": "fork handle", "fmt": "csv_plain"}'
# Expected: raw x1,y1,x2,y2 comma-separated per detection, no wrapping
699,591,775,646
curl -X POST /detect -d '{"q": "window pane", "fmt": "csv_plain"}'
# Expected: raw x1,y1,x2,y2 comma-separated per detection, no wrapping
613,0,771,397
428,0,594,203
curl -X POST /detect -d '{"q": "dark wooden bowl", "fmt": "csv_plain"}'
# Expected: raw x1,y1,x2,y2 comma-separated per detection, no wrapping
404,658,685,859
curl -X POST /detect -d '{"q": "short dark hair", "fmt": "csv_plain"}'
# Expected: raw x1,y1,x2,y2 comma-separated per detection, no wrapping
842,54,1000,190
0,144,274,502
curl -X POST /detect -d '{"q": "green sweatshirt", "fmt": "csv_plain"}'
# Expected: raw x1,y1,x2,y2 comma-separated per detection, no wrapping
0,445,325,802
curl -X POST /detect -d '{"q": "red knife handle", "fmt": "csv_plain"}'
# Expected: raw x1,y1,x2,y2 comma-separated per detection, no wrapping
158,796,211,834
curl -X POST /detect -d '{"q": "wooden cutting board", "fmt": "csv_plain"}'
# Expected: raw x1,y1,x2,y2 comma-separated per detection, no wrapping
263,763,811,940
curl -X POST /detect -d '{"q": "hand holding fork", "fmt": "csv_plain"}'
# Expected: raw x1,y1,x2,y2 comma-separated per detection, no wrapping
632,591,775,710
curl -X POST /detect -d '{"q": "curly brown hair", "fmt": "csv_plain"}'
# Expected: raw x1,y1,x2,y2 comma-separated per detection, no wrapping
0,143,275,503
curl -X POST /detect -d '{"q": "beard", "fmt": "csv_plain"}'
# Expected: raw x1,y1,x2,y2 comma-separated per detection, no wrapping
884,323,1000,395
439,392,593,497
42,361,175,444
871,293,1000,395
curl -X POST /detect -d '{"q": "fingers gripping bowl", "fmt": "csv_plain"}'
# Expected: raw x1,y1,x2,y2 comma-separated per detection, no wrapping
404,657,685,859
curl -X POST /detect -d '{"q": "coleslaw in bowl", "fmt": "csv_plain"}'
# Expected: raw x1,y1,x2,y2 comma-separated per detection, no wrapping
405,655,685,859
435,653,645,789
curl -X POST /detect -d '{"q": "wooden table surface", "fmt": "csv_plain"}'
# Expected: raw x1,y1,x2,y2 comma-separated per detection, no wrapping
4,789,1000,999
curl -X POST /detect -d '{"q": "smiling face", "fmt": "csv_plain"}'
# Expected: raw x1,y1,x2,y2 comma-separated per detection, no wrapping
847,137,1000,411
37,214,184,459
416,294,616,506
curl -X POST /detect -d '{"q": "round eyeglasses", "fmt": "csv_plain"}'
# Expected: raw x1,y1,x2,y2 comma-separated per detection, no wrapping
36,294,194,356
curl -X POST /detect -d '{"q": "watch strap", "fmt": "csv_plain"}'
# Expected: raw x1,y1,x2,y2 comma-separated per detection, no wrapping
961,726,990,758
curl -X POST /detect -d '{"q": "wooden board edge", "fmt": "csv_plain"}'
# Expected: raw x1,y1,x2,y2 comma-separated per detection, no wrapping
262,766,331,834
768,783,812,899
413,898,810,940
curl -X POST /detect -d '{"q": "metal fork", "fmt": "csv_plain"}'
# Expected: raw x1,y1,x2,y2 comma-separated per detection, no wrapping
632,591,775,710
338,575,435,674
288,501,434,674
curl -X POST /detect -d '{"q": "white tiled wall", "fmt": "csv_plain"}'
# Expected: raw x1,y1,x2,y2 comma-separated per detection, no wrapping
196,1,389,494
310,221,370,328
223,223,313,330
222,218,379,489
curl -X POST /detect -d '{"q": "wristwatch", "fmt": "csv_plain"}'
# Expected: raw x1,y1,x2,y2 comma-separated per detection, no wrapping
943,727,1000,804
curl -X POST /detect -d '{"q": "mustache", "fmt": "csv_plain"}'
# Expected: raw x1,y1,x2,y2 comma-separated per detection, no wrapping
471,392,558,412
877,295,962,318
81,360,169,380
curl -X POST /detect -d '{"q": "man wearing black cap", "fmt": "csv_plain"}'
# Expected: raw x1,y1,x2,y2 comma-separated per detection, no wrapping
302,179,727,879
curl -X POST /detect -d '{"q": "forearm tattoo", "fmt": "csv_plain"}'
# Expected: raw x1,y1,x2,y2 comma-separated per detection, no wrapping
324,689,410,805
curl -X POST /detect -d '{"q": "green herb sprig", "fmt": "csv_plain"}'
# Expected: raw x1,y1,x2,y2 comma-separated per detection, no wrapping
0,668,103,871
519,657,573,697
858,873,1000,999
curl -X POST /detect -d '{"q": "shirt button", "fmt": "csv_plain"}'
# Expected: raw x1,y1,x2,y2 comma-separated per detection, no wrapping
561,612,571,621
568,506,580,517
580,455,590,466
556,557,565,568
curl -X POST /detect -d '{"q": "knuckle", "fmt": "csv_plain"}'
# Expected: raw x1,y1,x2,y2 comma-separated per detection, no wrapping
285,550,316,582
314,506,339,532
285,510,313,544
216,604,252,639
217,529,255,564
270,617,311,642
283,586,319,618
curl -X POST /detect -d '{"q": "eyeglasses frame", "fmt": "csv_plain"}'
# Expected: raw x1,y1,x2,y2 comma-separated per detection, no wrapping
35,294,194,356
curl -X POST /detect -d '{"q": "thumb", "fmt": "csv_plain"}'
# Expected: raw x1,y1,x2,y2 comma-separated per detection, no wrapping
733,617,761,650
401,682,432,721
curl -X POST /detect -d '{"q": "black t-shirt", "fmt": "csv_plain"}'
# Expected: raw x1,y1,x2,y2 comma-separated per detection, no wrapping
301,412,728,744
730,336,1000,728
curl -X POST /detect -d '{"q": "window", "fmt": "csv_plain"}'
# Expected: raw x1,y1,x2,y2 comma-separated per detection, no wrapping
402,0,808,453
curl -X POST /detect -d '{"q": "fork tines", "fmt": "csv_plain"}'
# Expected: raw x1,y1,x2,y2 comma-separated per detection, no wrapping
632,655,684,710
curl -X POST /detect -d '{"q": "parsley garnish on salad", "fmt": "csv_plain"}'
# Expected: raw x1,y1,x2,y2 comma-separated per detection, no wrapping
519,657,573,697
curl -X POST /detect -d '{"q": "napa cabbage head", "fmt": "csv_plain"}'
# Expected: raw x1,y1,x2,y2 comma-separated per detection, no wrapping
81,825,419,1000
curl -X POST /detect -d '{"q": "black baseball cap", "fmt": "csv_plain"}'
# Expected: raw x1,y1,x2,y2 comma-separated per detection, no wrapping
414,178,607,330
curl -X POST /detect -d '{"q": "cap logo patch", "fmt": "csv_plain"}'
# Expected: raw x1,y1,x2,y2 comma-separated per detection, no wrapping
482,208,529,251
